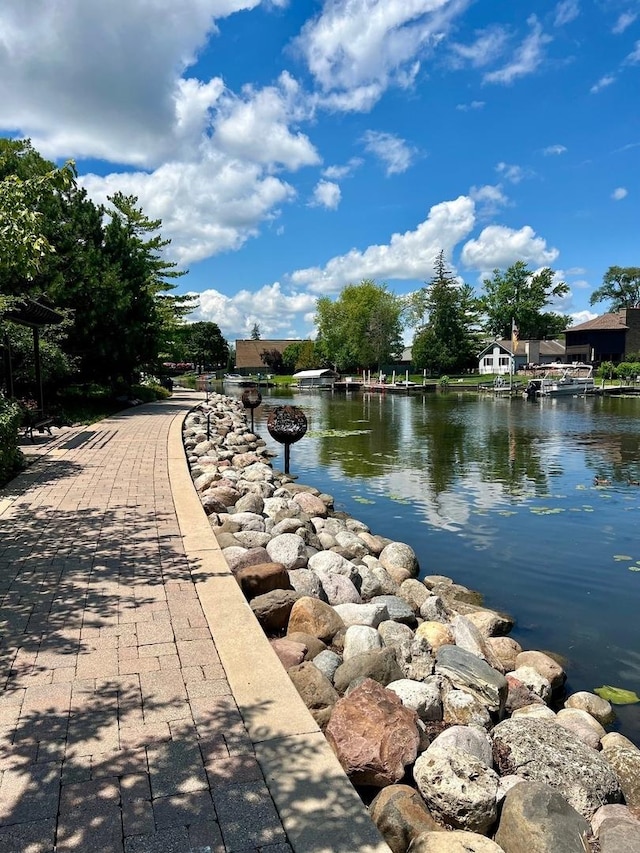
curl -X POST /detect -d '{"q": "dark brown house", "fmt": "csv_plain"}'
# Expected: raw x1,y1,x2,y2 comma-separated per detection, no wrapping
234,339,301,372
565,308,640,365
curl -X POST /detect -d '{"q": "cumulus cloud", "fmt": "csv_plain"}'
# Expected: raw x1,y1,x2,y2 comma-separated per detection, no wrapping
626,40,640,64
612,187,628,200
310,180,342,209
81,155,296,266
543,144,567,155
483,15,551,84
0,0,268,164
290,196,476,294
361,130,417,175
296,0,472,111
470,184,510,217
461,224,559,271
554,0,579,27
213,73,320,170
189,282,317,339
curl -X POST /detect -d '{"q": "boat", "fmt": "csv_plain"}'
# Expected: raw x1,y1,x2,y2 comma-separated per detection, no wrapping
524,364,595,399
223,373,275,387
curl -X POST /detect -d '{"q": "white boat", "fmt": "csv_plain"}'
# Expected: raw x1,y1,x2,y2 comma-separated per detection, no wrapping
525,364,595,398
223,373,275,387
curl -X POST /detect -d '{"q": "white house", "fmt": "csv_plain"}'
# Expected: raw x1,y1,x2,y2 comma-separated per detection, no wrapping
292,368,339,387
478,340,565,375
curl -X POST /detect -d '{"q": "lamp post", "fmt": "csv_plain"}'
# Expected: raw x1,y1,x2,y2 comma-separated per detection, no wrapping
266,405,308,475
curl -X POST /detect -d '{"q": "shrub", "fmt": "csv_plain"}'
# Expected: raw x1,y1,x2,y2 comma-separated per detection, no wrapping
130,383,171,402
0,398,25,485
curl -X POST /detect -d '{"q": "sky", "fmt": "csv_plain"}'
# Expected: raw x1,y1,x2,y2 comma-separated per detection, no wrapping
1,0,638,345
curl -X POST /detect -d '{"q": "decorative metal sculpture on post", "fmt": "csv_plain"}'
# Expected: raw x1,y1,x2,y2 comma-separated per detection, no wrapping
241,388,262,432
266,405,307,475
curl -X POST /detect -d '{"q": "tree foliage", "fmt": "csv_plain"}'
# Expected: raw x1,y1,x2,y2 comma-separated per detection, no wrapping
315,280,403,371
180,322,229,372
589,266,640,311
477,261,569,340
282,340,320,372
410,251,480,375
260,348,284,373
0,138,191,390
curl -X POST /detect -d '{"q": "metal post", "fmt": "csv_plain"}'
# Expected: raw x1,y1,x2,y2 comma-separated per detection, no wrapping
207,412,211,440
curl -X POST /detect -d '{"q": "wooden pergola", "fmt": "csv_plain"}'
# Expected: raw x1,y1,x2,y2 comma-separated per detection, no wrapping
2,297,63,413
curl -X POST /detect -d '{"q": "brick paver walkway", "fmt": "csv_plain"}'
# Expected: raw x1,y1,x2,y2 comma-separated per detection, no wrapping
0,392,291,853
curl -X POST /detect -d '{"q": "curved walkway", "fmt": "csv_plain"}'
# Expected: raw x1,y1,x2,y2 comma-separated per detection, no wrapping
0,390,389,853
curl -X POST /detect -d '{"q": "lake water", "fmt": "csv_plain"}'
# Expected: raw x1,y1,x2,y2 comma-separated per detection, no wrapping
225,384,640,743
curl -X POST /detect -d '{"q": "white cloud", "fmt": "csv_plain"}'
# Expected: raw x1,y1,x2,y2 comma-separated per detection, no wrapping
450,26,509,68
626,40,640,64
296,0,473,111
590,74,616,93
495,161,533,183
470,184,510,216
322,158,363,179
554,0,579,27
361,130,417,175
461,224,559,271
310,180,342,209
613,12,637,34
81,155,296,266
456,100,485,111
612,187,628,200
566,266,587,276
0,0,268,165
190,282,317,339
569,309,598,326
213,73,320,170
483,15,552,85
291,196,476,294
543,144,567,155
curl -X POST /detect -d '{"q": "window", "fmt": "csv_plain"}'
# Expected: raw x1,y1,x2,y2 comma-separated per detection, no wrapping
499,357,509,366
484,357,494,367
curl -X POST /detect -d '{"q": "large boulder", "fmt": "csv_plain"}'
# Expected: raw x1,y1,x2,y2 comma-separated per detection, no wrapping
334,647,404,694
287,661,340,729
494,780,590,853
287,597,345,642
369,785,441,853
249,589,301,633
600,732,640,817
435,645,508,714
235,562,291,601
379,542,419,583
325,679,420,787
408,831,505,853
413,746,499,834
491,718,622,819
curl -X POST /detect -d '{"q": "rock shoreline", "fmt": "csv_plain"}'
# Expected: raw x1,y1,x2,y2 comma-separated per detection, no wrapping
184,394,640,853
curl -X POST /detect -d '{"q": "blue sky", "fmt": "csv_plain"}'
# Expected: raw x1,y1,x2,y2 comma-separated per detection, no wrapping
1,0,638,344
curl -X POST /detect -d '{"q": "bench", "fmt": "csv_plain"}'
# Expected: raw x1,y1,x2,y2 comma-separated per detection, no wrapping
20,410,56,442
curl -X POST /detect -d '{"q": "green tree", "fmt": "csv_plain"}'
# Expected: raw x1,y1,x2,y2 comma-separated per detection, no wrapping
282,340,320,372
250,323,261,340
183,322,229,372
315,280,403,371
478,261,569,340
410,251,479,375
590,266,640,310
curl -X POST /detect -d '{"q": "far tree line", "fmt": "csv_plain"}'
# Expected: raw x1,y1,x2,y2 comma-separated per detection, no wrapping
1,136,638,392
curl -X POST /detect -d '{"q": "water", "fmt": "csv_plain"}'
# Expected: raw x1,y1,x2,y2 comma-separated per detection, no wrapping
228,385,640,742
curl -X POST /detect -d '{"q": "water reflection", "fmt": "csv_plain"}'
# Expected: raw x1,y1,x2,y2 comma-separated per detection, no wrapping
246,387,640,743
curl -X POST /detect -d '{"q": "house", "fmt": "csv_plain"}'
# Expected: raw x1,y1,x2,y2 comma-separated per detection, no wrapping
234,339,301,373
564,309,640,365
478,339,565,375
292,368,340,387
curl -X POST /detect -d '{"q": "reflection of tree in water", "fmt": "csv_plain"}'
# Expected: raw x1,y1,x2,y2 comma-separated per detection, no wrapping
476,425,549,497
315,393,403,478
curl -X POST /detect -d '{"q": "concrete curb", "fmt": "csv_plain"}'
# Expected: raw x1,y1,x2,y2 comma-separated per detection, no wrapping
167,404,392,853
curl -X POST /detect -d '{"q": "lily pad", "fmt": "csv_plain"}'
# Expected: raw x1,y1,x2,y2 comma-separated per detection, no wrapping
352,496,375,505
594,685,640,705
613,555,633,562
629,566,640,572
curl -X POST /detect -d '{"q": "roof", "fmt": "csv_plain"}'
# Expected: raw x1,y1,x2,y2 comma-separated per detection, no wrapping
478,339,565,358
292,369,338,379
5,297,63,328
235,338,302,368
565,311,628,332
